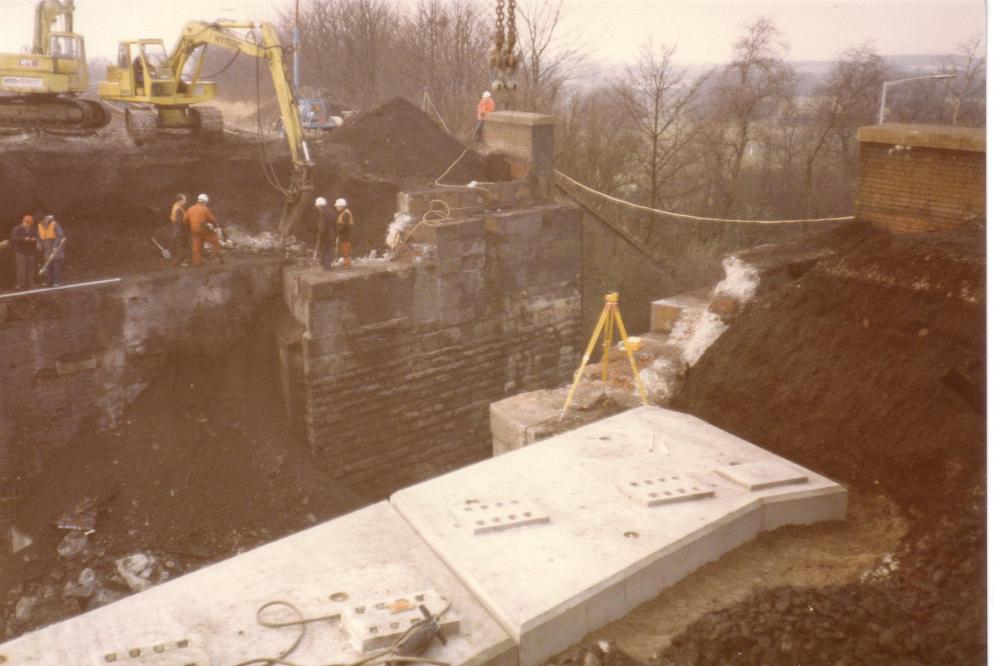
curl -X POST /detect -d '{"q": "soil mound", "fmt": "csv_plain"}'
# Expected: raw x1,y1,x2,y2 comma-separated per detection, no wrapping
333,97,502,183
648,223,986,664
1,299,366,639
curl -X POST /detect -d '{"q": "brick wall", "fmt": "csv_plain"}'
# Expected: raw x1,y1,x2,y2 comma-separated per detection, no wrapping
856,124,986,233
0,258,283,477
283,203,581,498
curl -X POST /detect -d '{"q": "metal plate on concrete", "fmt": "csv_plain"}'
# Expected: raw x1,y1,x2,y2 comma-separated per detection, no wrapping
715,461,808,491
342,589,459,652
391,406,846,666
0,503,516,666
618,474,715,507
453,499,550,534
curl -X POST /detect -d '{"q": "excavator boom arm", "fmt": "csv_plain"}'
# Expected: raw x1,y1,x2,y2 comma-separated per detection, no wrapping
166,20,312,236
168,21,307,166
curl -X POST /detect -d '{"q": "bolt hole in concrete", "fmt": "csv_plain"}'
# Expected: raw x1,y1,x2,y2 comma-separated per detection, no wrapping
623,531,640,539
330,592,349,602
599,436,611,441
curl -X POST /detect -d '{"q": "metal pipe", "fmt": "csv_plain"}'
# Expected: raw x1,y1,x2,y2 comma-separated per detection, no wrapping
878,73,957,124
0,277,121,301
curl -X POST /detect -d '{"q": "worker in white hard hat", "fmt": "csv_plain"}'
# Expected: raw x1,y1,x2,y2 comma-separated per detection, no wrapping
334,197,353,269
474,91,495,143
314,196,337,270
183,193,223,267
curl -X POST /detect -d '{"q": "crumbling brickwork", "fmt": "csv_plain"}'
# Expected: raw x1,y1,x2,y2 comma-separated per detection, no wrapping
856,124,985,234
284,203,581,497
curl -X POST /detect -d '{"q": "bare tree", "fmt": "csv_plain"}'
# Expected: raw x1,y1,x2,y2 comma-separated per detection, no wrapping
613,41,710,212
707,17,797,216
555,86,638,195
403,0,493,135
514,0,590,112
289,0,403,109
941,37,986,126
801,44,886,203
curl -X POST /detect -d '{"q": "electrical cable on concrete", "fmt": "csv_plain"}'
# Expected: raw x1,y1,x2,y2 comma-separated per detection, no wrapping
230,599,453,666
554,170,855,225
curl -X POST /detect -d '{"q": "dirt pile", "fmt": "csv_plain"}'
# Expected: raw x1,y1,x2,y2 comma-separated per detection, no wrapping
641,223,985,664
332,97,506,184
0,299,366,639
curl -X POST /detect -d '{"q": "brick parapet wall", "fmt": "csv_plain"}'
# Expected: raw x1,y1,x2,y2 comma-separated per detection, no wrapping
0,258,284,477
284,203,581,498
856,124,985,234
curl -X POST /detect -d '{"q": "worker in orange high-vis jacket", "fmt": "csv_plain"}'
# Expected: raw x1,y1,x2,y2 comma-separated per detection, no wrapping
334,198,353,269
474,91,494,142
183,193,223,267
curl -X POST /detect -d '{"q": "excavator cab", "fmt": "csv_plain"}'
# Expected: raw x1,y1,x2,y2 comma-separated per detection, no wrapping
99,38,219,143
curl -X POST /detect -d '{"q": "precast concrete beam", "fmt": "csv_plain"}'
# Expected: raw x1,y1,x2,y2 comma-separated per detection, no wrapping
391,406,847,666
0,502,516,666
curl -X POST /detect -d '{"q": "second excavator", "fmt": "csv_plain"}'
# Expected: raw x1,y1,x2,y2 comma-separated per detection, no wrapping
0,0,109,132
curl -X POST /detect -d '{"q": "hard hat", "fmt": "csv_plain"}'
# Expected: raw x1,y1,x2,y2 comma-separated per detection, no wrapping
197,193,209,203
315,197,328,207
482,91,492,98
41,215,54,224
335,198,347,207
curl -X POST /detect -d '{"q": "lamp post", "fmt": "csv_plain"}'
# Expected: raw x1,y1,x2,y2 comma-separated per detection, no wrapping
878,73,957,124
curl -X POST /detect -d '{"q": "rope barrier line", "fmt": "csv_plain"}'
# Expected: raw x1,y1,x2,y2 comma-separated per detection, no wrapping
554,170,854,225
554,181,666,266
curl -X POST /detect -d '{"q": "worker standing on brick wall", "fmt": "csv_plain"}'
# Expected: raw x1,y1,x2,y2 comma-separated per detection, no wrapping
37,215,66,287
183,193,224,267
474,91,495,143
314,196,337,270
334,198,353,269
10,215,38,290
170,193,189,265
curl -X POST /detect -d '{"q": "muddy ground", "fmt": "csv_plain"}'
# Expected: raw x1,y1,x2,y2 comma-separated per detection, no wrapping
558,222,986,665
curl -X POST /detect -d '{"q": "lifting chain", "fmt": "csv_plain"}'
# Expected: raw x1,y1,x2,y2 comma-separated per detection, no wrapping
489,0,519,93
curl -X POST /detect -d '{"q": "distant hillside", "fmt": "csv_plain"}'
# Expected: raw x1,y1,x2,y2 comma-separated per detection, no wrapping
568,53,955,94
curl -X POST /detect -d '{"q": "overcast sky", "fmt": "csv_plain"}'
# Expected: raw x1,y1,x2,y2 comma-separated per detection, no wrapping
0,0,985,64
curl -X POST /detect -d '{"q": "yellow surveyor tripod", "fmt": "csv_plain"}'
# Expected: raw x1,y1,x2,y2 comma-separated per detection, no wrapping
561,292,648,418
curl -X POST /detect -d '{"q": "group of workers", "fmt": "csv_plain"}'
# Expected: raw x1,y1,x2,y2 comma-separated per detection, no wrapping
169,192,224,267
9,214,65,290
168,191,354,271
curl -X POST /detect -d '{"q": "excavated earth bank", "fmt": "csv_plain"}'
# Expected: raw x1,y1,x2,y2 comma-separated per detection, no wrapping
557,222,985,665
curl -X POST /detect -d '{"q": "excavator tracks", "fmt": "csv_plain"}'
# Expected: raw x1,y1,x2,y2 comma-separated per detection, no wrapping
124,107,159,144
0,95,110,133
193,106,224,139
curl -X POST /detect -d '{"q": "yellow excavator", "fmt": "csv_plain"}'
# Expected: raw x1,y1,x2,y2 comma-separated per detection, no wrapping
0,0,108,131
99,21,313,235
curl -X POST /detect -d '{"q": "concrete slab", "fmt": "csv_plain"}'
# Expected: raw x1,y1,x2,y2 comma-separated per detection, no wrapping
0,503,516,666
392,406,847,666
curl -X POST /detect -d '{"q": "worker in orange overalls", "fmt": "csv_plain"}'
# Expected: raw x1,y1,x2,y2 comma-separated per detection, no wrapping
474,91,494,142
183,193,223,267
